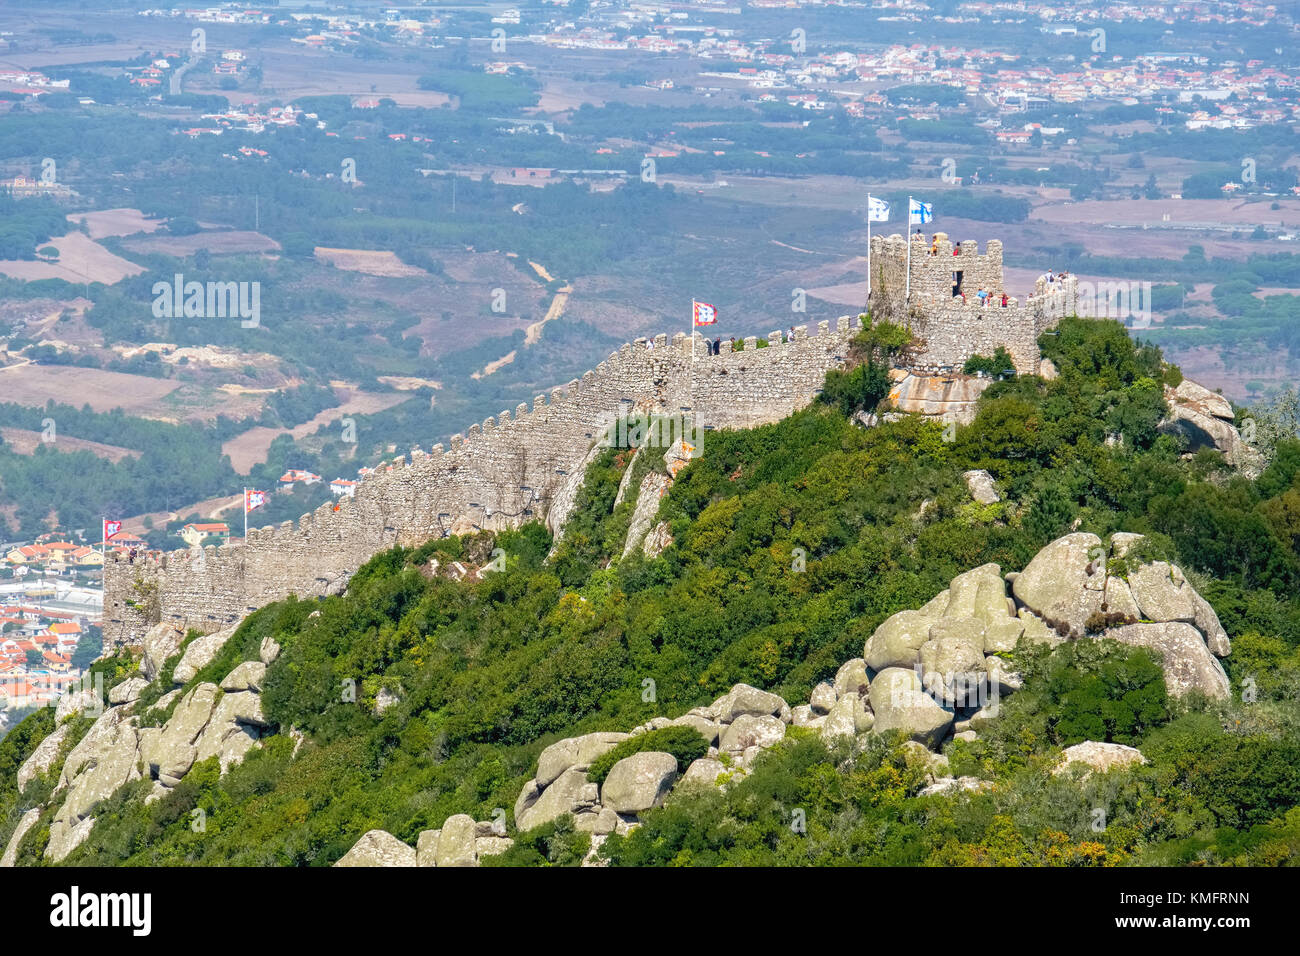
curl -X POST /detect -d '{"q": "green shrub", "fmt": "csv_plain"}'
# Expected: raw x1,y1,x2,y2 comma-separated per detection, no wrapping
984,639,1171,753
585,726,710,787
820,361,892,417
819,321,913,417
963,347,1015,376
484,815,589,866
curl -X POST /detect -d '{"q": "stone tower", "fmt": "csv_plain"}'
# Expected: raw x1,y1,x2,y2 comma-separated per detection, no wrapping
868,232,1077,375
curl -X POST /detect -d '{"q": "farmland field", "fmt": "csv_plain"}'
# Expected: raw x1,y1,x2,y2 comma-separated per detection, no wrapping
0,232,144,285
221,387,407,473
0,363,179,414
0,426,138,463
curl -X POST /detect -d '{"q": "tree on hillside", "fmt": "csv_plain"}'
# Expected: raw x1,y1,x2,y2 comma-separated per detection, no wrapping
819,321,913,417
71,627,103,671
168,215,200,236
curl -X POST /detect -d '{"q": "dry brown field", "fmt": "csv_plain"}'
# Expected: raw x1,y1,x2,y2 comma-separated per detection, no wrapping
0,427,138,463
124,230,280,257
0,364,180,414
1031,198,1300,229
252,46,450,104
220,387,406,474
67,208,164,240
314,247,428,278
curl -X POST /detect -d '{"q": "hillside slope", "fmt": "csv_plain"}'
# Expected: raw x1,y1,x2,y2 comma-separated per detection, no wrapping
3,319,1300,867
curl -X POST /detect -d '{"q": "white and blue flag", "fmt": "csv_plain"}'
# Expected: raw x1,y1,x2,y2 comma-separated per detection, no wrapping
909,198,933,225
866,195,890,222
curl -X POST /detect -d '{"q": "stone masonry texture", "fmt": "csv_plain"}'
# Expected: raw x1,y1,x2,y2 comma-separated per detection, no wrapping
105,318,865,648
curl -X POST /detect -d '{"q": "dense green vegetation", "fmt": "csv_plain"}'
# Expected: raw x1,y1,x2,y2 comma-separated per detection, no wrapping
962,347,1016,376
0,402,240,536
1,318,1297,866
818,319,910,417
0,195,68,259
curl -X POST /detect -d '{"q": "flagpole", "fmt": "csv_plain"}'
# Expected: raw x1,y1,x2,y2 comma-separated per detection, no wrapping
243,488,247,543
866,195,872,308
905,195,912,304
689,301,695,410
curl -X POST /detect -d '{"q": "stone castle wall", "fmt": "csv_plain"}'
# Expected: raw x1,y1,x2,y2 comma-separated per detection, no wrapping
103,317,866,649
104,234,1098,650
869,234,1077,374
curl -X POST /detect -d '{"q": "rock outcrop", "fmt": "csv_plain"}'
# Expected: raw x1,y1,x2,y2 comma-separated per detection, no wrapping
335,829,417,867
47,707,141,862
963,469,1001,505
1007,531,1231,685
1162,379,1261,474
643,521,673,558
107,677,148,705
1011,532,1110,638
601,752,679,813
516,767,599,832
1008,533,1230,697
430,814,478,867
1107,623,1230,699
54,685,99,722
534,731,628,789
3,635,279,865
868,668,954,748
1,809,40,868
340,816,516,868
680,757,728,790
16,723,70,793
623,471,672,558
482,533,1235,853
886,370,992,426
821,691,872,739
171,623,238,683
1053,741,1148,777
139,622,185,682
919,776,994,797
328,531,1238,867
138,677,270,788
507,682,794,843
11,525,1238,868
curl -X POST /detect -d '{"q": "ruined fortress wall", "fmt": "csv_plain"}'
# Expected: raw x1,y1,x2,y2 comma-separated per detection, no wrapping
104,317,864,649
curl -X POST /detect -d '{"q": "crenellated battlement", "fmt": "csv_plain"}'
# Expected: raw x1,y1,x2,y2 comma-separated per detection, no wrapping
868,232,1083,374
103,317,866,649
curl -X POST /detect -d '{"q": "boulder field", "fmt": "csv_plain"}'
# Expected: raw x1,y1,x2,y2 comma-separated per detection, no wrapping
2,531,1229,868
341,530,1230,866
2,621,277,865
